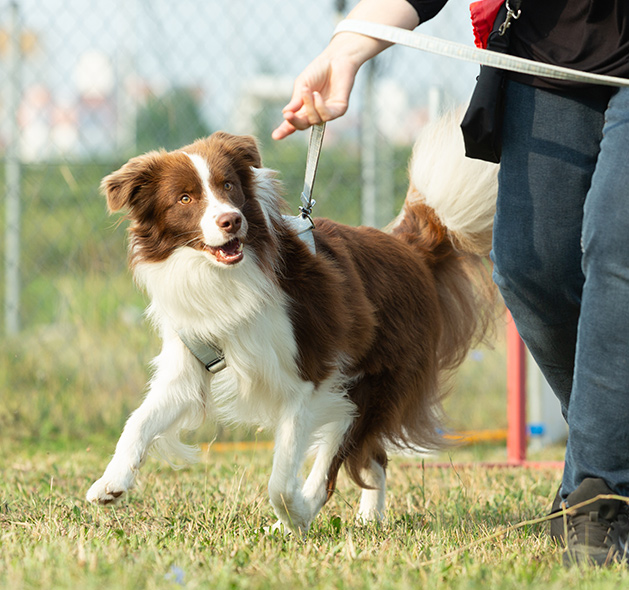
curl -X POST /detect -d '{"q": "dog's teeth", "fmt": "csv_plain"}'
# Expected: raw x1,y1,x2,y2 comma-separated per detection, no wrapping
237,242,243,253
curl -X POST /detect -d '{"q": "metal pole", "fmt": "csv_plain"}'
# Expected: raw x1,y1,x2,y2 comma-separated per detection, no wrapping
116,0,138,154
4,1,22,335
377,125,393,228
507,312,527,464
428,85,444,122
361,59,377,227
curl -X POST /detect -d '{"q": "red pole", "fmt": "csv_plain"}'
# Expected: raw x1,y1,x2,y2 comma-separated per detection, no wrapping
506,313,527,464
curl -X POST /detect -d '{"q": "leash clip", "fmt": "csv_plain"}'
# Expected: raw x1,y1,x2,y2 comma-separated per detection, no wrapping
498,0,521,36
299,195,316,221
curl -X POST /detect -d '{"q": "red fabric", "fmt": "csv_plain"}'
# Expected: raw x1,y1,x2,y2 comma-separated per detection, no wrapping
470,0,504,49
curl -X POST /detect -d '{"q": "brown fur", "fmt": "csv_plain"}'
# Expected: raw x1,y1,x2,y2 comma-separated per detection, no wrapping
271,186,494,492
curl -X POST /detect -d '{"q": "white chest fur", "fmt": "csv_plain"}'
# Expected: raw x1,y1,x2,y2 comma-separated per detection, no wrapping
135,247,306,428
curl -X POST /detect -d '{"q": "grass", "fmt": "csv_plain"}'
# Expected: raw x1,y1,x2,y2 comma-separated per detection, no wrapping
2,440,629,590
3,293,628,589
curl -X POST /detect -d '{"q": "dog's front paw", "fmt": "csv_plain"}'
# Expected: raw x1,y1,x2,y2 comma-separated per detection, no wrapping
263,520,291,536
268,487,312,536
86,471,135,505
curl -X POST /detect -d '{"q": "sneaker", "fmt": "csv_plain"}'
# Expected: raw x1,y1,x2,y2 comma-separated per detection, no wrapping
557,478,629,566
548,485,565,544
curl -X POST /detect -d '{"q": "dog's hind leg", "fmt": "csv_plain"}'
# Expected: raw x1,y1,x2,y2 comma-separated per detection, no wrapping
300,419,353,518
86,335,206,505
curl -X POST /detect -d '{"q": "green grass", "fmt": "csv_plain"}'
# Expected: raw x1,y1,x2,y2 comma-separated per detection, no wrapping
2,441,628,590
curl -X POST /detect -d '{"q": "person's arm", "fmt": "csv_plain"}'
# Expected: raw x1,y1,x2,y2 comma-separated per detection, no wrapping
272,0,420,140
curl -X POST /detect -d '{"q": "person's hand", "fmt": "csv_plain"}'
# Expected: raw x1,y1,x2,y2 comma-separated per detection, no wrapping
271,50,359,140
271,0,419,140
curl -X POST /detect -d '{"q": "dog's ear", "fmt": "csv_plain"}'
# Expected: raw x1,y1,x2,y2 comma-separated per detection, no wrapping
208,132,262,169
229,134,262,169
100,151,162,213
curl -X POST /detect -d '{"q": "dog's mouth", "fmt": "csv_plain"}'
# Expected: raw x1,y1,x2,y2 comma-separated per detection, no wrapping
203,238,244,265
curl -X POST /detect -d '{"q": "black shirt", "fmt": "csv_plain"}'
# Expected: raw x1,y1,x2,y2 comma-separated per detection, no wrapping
405,0,629,90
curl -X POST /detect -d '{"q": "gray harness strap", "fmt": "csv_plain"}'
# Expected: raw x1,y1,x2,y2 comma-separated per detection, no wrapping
177,330,226,374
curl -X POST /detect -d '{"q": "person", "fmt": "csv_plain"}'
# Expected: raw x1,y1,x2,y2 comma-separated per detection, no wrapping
272,0,629,567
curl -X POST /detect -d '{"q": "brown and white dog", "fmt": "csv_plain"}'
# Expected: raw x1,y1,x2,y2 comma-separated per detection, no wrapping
87,114,498,534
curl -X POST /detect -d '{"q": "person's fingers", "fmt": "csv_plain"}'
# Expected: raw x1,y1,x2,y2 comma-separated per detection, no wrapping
272,55,356,139
273,83,309,139
313,90,348,120
272,90,350,139
301,89,324,125
273,84,319,139
281,91,305,117
271,119,297,140
275,89,326,135
282,108,315,130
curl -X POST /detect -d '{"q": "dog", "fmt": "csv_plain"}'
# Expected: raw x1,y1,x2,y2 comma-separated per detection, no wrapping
86,113,498,534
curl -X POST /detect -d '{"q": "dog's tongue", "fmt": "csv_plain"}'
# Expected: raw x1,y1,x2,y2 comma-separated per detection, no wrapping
213,238,243,265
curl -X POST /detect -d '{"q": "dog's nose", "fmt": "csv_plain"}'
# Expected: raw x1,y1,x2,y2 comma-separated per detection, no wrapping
216,212,242,234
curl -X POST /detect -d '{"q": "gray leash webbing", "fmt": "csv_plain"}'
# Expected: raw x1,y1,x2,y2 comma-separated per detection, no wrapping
300,122,326,218
282,122,326,255
334,19,629,88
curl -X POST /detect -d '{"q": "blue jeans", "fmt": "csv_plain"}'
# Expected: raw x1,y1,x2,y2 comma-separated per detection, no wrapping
492,81,629,497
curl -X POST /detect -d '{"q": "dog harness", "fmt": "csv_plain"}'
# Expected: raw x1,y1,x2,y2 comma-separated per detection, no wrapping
177,331,226,374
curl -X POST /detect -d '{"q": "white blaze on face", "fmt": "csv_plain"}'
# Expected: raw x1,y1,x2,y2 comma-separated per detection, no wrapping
183,151,244,248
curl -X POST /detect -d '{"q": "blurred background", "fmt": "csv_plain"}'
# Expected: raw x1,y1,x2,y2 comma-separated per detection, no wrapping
0,0,511,447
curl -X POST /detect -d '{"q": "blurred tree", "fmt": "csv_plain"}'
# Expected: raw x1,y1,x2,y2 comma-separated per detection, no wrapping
136,87,212,152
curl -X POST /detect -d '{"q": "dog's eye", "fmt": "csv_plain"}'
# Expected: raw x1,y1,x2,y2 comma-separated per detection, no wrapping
180,194,192,204
224,182,232,191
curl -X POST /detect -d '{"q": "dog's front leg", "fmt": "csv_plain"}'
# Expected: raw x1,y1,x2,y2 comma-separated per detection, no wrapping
267,400,315,535
86,336,204,505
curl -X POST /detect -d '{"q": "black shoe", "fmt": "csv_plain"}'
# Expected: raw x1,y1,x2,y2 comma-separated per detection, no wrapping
548,485,565,544
558,478,629,567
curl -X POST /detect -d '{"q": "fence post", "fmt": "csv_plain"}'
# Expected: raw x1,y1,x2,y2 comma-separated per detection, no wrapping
4,0,23,335
361,59,377,228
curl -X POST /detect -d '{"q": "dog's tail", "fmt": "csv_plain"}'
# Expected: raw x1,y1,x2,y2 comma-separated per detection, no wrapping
390,111,499,372
390,110,498,256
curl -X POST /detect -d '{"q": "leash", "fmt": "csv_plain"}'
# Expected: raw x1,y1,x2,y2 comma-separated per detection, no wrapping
300,122,326,220
282,122,326,255
334,19,629,88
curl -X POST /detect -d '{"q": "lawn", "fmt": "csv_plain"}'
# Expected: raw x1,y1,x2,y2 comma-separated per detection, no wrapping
2,436,629,589
4,296,628,588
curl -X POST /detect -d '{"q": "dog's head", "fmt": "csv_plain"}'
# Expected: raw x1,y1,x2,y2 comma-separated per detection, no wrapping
102,132,280,267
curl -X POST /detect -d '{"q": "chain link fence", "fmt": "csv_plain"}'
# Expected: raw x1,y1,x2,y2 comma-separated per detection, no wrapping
1,0,507,442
